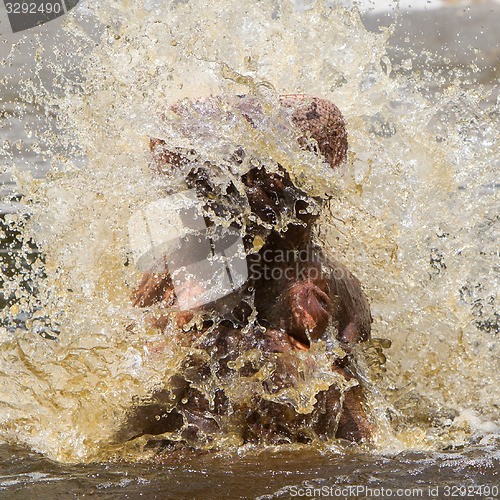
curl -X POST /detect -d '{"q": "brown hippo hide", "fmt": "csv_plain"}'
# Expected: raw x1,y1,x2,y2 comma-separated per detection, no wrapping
121,95,374,449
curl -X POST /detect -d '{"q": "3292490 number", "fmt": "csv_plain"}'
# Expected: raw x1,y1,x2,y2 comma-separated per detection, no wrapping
443,484,499,497
5,2,62,14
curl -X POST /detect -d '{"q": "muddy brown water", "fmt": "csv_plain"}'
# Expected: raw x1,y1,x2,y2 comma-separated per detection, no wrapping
0,444,499,499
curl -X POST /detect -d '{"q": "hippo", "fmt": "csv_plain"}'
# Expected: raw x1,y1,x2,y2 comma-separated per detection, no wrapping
119,95,375,450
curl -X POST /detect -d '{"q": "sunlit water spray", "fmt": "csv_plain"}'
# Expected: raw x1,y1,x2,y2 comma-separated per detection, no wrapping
0,0,498,463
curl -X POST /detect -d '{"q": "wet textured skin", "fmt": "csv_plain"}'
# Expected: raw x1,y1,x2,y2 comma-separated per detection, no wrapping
123,95,373,448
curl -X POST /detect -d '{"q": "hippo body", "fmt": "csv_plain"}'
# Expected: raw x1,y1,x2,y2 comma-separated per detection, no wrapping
122,95,374,449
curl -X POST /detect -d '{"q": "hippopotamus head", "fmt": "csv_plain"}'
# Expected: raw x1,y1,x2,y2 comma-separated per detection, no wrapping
148,95,348,247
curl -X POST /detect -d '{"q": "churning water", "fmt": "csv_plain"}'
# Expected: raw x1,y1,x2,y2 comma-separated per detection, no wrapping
0,0,498,497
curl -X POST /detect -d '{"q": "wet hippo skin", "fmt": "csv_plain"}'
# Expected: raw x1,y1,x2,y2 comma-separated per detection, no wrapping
122,95,373,448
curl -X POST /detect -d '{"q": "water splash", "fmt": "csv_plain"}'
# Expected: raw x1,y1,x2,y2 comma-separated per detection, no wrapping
0,0,498,462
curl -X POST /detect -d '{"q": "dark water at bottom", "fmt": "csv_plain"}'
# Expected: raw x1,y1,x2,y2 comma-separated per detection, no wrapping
0,444,498,499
